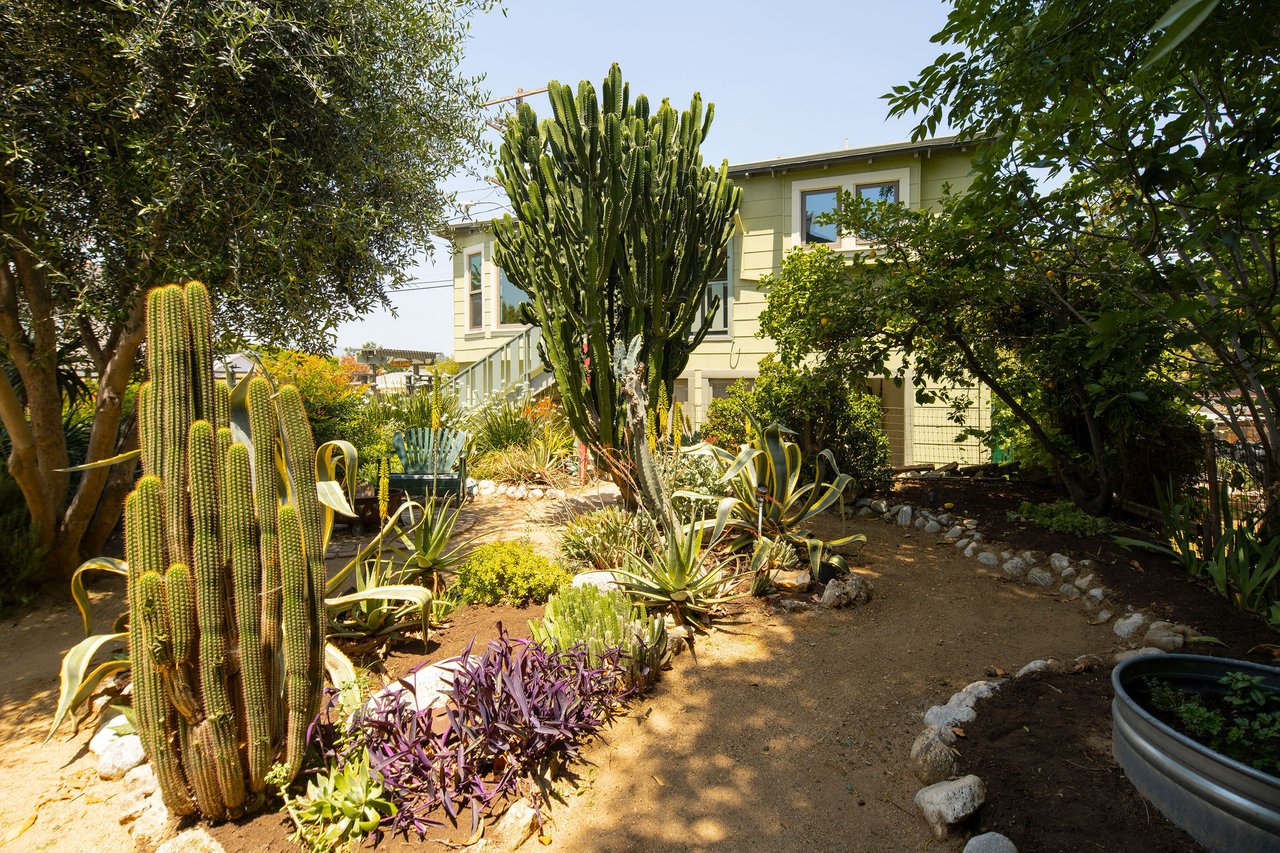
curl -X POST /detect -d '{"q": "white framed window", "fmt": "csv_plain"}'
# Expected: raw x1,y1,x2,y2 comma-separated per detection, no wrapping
695,247,732,337
790,168,910,251
495,265,530,328
466,250,483,330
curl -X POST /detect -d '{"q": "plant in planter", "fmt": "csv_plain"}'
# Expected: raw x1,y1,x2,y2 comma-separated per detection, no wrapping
1112,653,1280,853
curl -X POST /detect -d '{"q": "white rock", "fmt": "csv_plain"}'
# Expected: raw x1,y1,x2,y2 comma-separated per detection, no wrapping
964,543,978,558
1143,621,1187,652
910,728,958,785
1060,566,1077,582
819,575,873,608
1050,553,1071,572
961,680,1003,700
977,552,999,567
477,479,495,490
552,489,567,500
1087,608,1114,626
128,791,176,849
1113,612,1149,641
971,532,985,541
1081,588,1106,611
956,538,971,550
89,713,129,756
1000,557,1027,579
915,775,986,840
124,762,158,796
1114,646,1166,663
1026,567,1053,587
572,571,620,592
155,828,226,853
924,520,943,534
488,799,538,850
366,657,475,714
529,487,544,499
1015,659,1055,678
465,477,477,488
964,519,979,530
915,516,929,529
1073,573,1096,591
98,733,146,780
945,526,964,539
965,832,1018,853
870,499,889,514
923,702,977,728
116,787,149,825
897,505,914,526
1058,583,1081,601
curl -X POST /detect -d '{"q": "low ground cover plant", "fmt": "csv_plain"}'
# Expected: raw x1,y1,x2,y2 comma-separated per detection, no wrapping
531,585,668,689
454,541,571,605
1008,499,1113,537
312,629,633,838
1145,672,1280,776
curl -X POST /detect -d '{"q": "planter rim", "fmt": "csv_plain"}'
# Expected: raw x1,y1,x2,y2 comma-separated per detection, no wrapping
1112,652,1280,786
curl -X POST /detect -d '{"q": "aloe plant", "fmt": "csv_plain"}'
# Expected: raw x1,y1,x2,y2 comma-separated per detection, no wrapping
530,585,668,689
613,520,738,629
681,420,865,576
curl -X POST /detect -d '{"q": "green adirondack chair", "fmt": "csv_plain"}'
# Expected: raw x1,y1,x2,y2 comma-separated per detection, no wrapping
389,427,470,500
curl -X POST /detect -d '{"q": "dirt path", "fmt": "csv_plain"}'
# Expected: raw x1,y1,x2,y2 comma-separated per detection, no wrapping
539,514,1111,852
4,489,1127,852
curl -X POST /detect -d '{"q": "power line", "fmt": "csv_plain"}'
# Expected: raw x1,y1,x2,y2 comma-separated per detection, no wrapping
389,278,453,293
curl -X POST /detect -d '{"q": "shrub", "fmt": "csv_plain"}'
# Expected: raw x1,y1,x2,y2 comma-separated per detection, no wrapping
454,541,570,605
702,358,890,495
1009,500,1113,536
530,585,668,689
468,440,570,487
467,394,535,455
259,350,364,447
559,507,653,572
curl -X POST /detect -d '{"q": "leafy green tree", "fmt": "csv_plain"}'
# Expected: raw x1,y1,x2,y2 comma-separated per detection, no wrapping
0,0,491,577
759,185,1194,513
492,64,741,502
886,0,1280,512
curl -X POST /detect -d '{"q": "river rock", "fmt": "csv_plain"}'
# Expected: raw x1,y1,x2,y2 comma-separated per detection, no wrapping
1058,583,1081,601
915,775,986,839
773,569,811,593
367,656,475,714
155,828,226,853
1113,612,1149,641
956,538,971,550
965,832,1018,853
128,791,176,849
1087,608,1114,626
945,526,964,540
124,763,158,796
923,701,977,729
1049,553,1071,572
1015,659,1056,678
488,799,538,850
977,552,999,568
820,574,873,608
897,505,914,526
871,499,889,514
1143,621,1188,652
970,531,985,541
1081,588,1105,610
98,733,146,780
1115,646,1166,663
1073,573,1095,591
1026,567,1053,587
924,520,943,534
1000,557,1027,579
910,728,958,785
572,571,620,592
964,543,978,558
89,713,130,756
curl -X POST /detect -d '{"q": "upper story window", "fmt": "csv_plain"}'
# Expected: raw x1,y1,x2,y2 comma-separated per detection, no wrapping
801,189,839,244
497,267,530,326
792,169,910,251
696,249,732,337
467,251,483,330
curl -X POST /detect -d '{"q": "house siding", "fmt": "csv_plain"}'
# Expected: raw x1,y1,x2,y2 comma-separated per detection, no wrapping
449,141,990,466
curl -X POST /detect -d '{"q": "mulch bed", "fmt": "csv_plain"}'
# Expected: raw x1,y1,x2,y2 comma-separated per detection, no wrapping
894,476,1276,852
960,667,1201,852
207,601,544,852
894,478,1277,663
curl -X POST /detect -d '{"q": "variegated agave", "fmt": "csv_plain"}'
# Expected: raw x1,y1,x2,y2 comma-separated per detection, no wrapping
613,519,739,629
679,420,865,576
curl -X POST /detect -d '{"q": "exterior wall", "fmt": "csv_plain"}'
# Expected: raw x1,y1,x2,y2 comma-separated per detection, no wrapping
449,142,990,466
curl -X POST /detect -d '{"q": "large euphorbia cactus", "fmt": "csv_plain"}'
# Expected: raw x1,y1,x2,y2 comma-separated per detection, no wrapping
492,64,741,501
123,282,335,818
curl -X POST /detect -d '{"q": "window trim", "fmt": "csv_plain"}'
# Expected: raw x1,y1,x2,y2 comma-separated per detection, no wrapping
800,188,840,246
697,244,733,338
790,168,911,251
465,249,485,331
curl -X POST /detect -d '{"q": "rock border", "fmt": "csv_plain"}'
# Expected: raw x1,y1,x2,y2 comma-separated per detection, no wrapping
868,497,1196,849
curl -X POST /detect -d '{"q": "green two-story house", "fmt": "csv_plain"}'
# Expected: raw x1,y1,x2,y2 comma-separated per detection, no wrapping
446,135,991,467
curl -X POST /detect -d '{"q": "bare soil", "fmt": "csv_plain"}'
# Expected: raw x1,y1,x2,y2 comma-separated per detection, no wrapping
0,479,1248,851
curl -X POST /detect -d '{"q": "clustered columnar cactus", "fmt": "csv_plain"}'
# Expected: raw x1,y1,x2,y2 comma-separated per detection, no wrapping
127,282,326,819
492,64,742,503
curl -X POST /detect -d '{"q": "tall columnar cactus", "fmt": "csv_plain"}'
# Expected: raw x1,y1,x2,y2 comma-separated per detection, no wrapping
124,281,328,818
492,64,741,504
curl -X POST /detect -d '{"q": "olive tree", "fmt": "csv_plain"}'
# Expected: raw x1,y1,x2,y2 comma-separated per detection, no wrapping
0,0,491,577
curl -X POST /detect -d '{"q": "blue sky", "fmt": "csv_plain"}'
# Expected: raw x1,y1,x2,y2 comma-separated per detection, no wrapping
332,0,955,356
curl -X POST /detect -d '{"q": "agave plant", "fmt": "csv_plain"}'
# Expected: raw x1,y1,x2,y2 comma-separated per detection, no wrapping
325,555,432,650
681,420,865,576
614,520,738,628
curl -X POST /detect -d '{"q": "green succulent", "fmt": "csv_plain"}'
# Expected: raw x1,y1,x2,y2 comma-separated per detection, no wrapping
286,750,396,853
531,585,668,689
615,520,738,629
